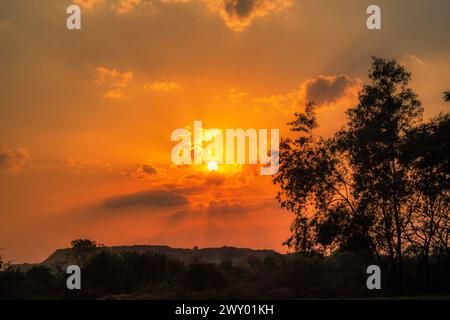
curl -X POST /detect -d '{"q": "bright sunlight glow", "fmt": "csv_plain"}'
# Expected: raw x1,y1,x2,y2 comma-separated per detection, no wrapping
207,161,218,171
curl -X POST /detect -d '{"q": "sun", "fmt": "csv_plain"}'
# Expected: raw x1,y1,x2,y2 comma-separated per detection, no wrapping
207,161,218,171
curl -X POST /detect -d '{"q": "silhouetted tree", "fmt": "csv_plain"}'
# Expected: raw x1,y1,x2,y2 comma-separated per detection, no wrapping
83,251,128,294
70,238,98,266
400,88,450,287
274,101,372,255
444,91,450,102
275,57,449,291
342,57,423,289
184,263,227,291
26,266,55,295
274,101,363,253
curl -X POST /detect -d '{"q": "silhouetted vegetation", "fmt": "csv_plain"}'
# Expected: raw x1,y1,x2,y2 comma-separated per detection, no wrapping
70,239,98,266
1,249,450,299
274,57,449,293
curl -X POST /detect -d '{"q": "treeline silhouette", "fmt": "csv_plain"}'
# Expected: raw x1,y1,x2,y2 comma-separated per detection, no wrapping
274,57,449,293
1,244,450,299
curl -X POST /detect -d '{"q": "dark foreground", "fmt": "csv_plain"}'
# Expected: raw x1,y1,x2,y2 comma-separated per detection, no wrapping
1,248,449,300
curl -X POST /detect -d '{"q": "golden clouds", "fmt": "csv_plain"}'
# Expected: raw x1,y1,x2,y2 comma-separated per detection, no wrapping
162,0,293,32
94,66,182,97
75,0,155,15
252,92,299,113
76,0,292,31
133,163,158,180
144,81,181,92
164,0,293,31
112,0,147,15
228,88,248,99
253,74,361,113
211,75,359,114
94,66,133,98
0,147,30,172
74,0,104,10
204,0,293,32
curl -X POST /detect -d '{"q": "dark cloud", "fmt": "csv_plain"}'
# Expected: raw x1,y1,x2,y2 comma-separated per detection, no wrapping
102,189,188,209
165,209,189,225
207,200,247,216
211,0,292,32
305,74,355,105
133,163,158,179
0,147,29,172
183,172,226,186
205,173,226,185
224,0,254,18
142,164,157,174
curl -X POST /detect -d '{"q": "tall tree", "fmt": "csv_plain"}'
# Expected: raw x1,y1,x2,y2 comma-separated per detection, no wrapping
274,102,370,254
342,57,423,287
274,57,442,291
401,113,450,285
400,89,450,279
444,91,450,102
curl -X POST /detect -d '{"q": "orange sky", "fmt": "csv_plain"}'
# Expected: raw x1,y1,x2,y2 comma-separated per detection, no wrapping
1,0,449,263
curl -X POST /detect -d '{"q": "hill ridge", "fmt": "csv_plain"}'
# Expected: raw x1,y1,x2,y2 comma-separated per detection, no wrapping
17,244,281,272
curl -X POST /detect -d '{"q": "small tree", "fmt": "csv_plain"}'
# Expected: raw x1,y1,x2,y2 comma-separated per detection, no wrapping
70,239,98,266
444,91,450,102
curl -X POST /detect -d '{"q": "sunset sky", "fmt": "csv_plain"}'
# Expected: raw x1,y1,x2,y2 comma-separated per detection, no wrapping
1,0,449,263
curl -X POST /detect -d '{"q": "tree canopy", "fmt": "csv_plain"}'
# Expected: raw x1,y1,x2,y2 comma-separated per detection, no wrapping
274,57,449,290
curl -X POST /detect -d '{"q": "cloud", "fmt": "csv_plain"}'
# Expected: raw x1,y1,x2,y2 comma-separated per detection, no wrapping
204,173,226,185
160,0,191,3
207,199,247,216
228,88,248,99
112,0,146,14
252,92,299,113
401,54,425,66
94,66,133,98
75,0,155,15
74,0,104,9
165,209,190,225
0,147,30,172
102,189,188,208
303,74,356,106
74,0,292,31
144,81,181,92
142,164,157,174
182,171,229,187
253,74,360,113
204,0,293,32
133,163,158,179
94,67,181,98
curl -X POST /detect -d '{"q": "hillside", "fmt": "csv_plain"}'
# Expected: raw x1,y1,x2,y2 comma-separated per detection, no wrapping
15,245,280,271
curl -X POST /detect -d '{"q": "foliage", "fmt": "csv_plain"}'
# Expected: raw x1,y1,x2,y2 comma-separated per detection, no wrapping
70,238,98,266
2,250,449,299
274,57,449,291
